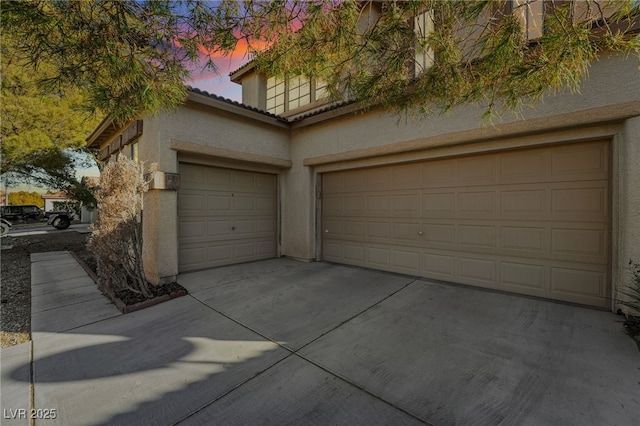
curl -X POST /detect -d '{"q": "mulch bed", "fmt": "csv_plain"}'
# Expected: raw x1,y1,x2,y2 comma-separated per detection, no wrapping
70,252,188,314
112,282,188,314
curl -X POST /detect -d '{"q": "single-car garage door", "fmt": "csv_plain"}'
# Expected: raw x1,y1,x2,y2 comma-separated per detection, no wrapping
178,163,277,272
322,141,610,307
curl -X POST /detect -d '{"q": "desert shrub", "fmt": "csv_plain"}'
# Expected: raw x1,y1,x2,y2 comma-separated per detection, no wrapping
618,260,640,316
88,157,152,298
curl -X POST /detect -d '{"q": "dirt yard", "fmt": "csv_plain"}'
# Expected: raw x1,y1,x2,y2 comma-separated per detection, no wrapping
0,229,96,347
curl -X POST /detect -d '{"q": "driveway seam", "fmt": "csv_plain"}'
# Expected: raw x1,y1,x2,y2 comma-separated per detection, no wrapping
172,354,296,425
291,350,433,425
187,280,430,424
295,278,418,353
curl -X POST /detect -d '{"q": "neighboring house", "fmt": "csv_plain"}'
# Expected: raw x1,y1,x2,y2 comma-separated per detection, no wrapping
80,176,100,224
87,2,640,312
42,191,73,212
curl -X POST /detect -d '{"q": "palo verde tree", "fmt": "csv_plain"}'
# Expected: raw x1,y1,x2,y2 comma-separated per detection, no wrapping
2,1,638,124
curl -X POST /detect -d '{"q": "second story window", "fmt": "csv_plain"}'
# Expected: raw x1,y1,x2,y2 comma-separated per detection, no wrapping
266,76,328,115
512,0,544,41
288,76,311,111
414,10,435,77
266,77,286,115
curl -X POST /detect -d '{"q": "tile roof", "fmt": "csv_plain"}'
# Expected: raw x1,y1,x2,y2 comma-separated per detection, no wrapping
288,100,358,122
187,87,286,121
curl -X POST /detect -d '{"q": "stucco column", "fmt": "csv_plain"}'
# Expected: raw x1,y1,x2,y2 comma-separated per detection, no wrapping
138,115,180,285
143,189,179,285
280,164,316,261
617,116,640,308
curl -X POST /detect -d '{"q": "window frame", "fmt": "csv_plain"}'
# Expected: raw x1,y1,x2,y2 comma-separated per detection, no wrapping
266,76,329,115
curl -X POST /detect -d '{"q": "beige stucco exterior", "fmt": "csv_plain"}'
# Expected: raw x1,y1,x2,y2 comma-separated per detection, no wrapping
90,51,639,310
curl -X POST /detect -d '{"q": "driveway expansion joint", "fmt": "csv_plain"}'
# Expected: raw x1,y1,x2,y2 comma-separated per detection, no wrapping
187,279,430,424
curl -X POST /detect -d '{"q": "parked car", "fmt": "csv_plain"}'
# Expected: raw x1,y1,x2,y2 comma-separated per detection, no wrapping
45,210,76,230
0,205,76,230
0,205,45,221
0,218,11,237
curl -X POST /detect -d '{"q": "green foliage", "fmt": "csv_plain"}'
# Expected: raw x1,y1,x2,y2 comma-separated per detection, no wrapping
619,260,640,316
7,191,44,208
1,0,226,125
1,32,101,203
2,1,638,123
250,0,640,118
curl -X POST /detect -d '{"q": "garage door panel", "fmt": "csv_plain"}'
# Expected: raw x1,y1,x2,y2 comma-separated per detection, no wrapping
458,192,497,215
422,252,455,277
207,195,232,212
366,167,392,189
345,196,366,213
208,220,232,237
392,249,420,271
344,244,365,262
551,267,606,298
551,228,605,257
179,246,208,269
323,242,344,260
423,224,455,245
459,225,497,249
551,186,607,218
256,196,276,211
457,155,497,185
551,142,608,179
500,227,545,253
459,257,497,284
344,221,365,237
179,164,276,272
391,194,420,214
233,196,256,212
179,221,208,239
367,221,390,239
322,141,610,308
367,246,391,266
179,193,208,215
392,163,421,188
422,193,455,214
500,150,548,182
366,196,389,213
208,168,233,187
501,190,546,214
501,262,546,290
392,222,421,241
209,244,233,264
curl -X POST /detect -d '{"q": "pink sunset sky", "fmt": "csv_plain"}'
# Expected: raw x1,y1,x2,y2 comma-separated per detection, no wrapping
184,39,254,102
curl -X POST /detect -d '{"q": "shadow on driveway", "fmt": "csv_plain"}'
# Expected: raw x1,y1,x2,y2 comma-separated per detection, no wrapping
6,258,640,425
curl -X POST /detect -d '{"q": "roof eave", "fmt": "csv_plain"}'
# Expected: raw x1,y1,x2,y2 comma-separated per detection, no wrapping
86,116,119,149
229,61,257,84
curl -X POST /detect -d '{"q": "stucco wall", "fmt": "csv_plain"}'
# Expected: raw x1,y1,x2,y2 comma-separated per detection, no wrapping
158,104,290,163
139,103,290,283
291,52,639,162
618,116,640,310
134,51,638,303
280,52,639,308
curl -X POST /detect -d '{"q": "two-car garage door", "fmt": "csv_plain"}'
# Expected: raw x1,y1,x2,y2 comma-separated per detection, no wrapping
322,141,610,307
178,163,277,272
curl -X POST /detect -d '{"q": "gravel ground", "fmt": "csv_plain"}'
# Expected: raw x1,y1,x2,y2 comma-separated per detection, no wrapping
0,227,96,348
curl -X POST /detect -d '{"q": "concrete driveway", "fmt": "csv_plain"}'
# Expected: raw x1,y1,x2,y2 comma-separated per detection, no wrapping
2,257,639,425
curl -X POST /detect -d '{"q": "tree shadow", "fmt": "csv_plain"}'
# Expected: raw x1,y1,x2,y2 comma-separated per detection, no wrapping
9,295,290,425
